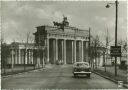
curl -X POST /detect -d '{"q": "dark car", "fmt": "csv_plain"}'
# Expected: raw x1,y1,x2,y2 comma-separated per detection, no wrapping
73,62,91,78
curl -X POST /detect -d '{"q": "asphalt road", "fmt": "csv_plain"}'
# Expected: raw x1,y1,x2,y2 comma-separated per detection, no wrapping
1,64,126,89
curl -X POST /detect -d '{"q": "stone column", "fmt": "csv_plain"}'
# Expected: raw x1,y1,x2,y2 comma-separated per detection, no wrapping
74,40,76,63
13,50,15,64
81,41,84,62
86,41,89,62
15,49,18,64
56,39,58,61
29,49,31,64
18,49,21,64
27,50,29,64
11,49,14,69
15,50,17,64
72,41,74,63
21,49,24,64
47,38,49,63
21,49,23,64
31,50,33,64
61,40,64,63
25,49,27,64
17,50,18,64
16,50,18,64
53,39,56,64
28,49,31,64
64,39,66,64
22,49,24,64
79,41,81,61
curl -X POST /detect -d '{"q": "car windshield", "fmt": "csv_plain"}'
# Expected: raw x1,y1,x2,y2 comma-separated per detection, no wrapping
75,63,89,67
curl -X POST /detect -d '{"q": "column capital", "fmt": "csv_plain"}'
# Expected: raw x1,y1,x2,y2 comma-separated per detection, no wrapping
63,39,67,41
56,38,59,40
74,40,76,42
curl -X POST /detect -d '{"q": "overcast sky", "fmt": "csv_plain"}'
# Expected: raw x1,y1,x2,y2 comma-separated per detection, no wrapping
1,1,127,45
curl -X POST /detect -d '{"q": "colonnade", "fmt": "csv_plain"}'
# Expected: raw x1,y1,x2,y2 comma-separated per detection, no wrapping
10,49,34,65
47,38,89,64
9,39,89,65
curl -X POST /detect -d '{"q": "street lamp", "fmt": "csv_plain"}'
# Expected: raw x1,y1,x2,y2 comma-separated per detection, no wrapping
105,0,118,76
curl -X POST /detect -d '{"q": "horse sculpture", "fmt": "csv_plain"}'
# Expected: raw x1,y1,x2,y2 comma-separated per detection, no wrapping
53,21,61,27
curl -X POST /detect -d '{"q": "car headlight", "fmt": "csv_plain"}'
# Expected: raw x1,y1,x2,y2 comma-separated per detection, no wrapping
88,68,91,71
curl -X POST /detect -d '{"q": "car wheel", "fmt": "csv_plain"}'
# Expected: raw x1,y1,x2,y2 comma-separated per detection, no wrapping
87,74,90,78
74,74,77,78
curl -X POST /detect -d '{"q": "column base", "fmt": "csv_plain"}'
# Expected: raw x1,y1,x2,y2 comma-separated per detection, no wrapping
47,59,49,63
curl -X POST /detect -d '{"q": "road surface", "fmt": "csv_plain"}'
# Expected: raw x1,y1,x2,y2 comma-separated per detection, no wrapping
1,64,126,89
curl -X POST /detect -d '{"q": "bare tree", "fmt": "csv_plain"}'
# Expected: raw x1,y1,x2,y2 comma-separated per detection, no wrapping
24,32,31,71
118,39,127,67
104,28,111,71
90,35,103,69
1,35,11,74
1,32,6,74
16,31,34,71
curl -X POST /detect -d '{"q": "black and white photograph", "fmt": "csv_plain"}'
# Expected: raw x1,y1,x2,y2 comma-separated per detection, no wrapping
1,0,128,89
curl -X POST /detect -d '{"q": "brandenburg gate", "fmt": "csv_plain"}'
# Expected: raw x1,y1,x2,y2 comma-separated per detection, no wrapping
34,17,89,64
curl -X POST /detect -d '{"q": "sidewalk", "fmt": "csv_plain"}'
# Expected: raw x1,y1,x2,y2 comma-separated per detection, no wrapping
1,65,37,76
93,66,128,87
1,64,54,77
97,66,127,79
45,63,55,69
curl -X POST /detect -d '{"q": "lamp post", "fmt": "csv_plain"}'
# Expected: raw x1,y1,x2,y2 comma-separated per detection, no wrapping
89,27,91,65
106,0,118,76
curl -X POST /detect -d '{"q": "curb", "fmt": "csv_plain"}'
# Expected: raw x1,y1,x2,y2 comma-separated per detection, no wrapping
1,64,56,78
93,71,128,88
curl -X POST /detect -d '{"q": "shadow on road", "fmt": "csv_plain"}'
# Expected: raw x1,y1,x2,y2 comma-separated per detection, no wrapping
72,75,91,79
